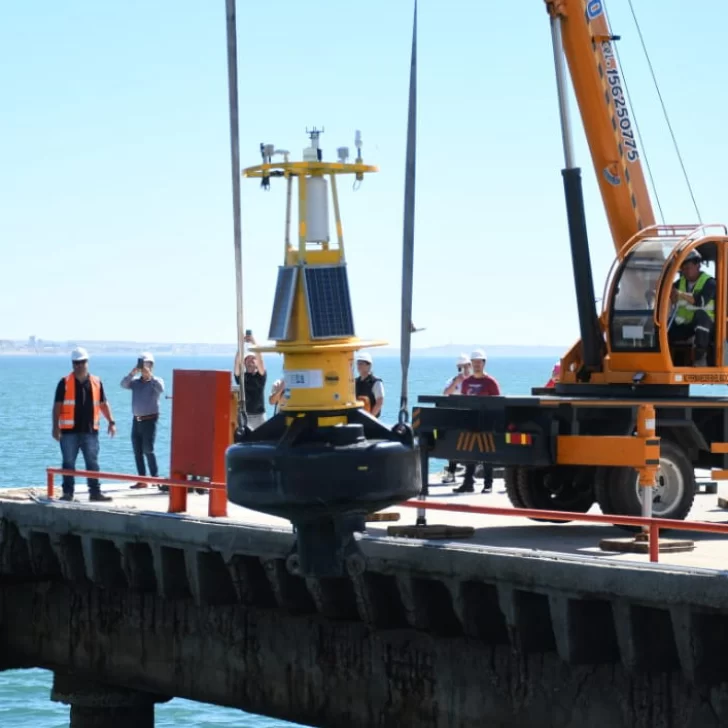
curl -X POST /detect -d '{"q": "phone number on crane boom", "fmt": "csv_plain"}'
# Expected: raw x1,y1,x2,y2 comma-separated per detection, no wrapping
602,43,640,163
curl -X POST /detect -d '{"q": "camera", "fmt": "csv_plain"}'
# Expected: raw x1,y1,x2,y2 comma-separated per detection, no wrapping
137,357,144,369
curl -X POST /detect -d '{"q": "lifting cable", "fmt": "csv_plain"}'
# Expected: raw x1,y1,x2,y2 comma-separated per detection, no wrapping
398,0,418,426
602,2,664,224
225,0,248,430
626,0,702,223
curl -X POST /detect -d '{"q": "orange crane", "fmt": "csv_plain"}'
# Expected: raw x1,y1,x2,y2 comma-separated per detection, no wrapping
542,0,724,385
551,0,655,255
415,0,728,526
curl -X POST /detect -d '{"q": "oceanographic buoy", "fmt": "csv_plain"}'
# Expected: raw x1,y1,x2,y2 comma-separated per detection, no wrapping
225,129,421,577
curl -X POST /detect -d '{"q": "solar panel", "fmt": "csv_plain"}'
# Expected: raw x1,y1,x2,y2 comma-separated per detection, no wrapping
268,266,299,341
304,265,355,339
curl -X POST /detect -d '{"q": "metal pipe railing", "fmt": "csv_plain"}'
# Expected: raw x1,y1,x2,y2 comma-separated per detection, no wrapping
45,468,728,564
46,468,226,517
399,499,728,563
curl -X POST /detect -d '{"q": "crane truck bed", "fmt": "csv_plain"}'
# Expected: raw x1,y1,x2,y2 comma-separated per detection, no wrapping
413,393,728,522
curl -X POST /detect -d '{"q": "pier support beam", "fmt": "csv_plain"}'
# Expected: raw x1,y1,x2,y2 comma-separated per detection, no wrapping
51,672,169,728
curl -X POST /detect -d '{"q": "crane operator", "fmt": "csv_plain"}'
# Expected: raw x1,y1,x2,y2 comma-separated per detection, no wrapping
668,249,715,367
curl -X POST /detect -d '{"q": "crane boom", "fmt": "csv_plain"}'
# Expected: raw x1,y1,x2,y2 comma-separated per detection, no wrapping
547,0,655,255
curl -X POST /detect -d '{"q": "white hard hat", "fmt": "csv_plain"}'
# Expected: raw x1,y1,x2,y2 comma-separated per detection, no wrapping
470,348,486,361
243,348,256,360
71,347,89,362
140,351,155,363
457,354,471,366
356,352,373,365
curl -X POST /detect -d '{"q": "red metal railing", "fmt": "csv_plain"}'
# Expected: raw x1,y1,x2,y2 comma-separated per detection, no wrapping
44,468,728,565
46,468,226,517
400,499,728,563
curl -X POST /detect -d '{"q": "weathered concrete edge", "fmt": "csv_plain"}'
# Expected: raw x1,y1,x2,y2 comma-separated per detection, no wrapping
6,580,723,728
2,499,728,610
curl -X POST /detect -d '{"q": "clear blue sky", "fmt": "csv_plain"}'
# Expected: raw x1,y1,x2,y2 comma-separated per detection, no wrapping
2,0,726,349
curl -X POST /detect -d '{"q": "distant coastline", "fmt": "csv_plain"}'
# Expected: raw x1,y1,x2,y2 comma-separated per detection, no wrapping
0,339,568,359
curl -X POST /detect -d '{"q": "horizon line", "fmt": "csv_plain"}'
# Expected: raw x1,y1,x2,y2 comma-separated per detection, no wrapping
1,338,569,349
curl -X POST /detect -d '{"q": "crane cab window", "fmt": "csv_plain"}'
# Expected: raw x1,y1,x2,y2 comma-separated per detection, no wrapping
668,246,717,367
609,239,678,351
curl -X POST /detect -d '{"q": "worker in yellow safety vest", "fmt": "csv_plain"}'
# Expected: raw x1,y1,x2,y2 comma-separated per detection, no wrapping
669,249,716,367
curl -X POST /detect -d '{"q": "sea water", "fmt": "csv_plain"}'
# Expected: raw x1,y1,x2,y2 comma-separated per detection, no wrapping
0,353,554,726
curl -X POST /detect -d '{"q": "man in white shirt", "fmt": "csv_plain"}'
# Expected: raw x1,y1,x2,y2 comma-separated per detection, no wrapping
441,354,471,484
355,352,385,417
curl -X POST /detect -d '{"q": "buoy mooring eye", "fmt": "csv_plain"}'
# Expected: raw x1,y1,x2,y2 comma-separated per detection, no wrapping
225,131,421,577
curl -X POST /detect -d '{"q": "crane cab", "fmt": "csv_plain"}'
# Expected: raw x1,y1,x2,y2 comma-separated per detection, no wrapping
562,225,728,387
606,224,726,384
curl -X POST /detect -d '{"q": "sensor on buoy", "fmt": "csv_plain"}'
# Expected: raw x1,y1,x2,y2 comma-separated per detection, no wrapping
225,129,421,578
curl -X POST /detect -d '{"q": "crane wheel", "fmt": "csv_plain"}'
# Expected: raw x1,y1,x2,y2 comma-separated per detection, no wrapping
511,465,597,523
605,440,696,530
594,467,616,516
504,466,527,509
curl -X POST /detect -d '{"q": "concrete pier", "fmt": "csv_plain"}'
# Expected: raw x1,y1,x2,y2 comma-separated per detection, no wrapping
3,482,728,726
51,673,169,728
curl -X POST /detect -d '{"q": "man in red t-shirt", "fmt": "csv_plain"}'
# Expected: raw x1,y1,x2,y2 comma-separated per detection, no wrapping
545,362,561,389
453,349,501,494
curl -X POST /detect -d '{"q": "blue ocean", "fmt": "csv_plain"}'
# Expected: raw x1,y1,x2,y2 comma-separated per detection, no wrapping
0,353,554,726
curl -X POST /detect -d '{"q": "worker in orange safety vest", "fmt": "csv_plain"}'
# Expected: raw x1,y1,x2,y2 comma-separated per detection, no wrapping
52,347,116,502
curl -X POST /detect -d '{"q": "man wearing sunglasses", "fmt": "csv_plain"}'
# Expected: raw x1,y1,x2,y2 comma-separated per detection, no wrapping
441,354,472,484
52,347,116,502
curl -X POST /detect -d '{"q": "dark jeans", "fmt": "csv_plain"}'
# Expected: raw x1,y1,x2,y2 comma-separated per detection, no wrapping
446,461,459,474
669,310,714,357
463,462,493,487
60,432,100,496
132,417,158,477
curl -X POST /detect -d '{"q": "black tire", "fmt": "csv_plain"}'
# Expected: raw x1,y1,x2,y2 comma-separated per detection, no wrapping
504,466,527,509
514,465,597,523
594,466,616,515
608,439,696,527
601,467,646,532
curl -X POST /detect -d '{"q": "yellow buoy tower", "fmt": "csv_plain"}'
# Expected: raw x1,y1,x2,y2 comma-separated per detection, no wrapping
226,129,420,578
